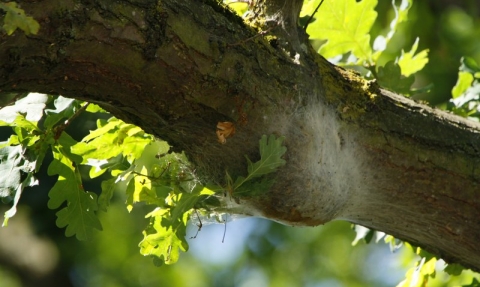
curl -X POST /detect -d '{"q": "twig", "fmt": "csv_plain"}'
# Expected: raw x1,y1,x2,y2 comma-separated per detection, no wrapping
132,162,171,180
222,214,227,243
190,209,203,239
303,0,325,31
54,102,90,139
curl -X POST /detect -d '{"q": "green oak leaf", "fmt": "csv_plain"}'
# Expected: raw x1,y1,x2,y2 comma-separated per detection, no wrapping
168,186,214,227
8,115,41,133
376,61,415,95
229,134,286,198
253,134,287,174
47,133,102,240
444,263,464,276
234,176,275,196
0,146,24,198
8,120,55,173
0,2,40,35
98,178,116,212
0,145,38,226
139,208,189,266
234,134,287,190
126,166,165,211
307,0,377,62
0,93,48,125
43,96,79,129
450,58,480,116
72,117,153,163
125,151,186,212
452,71,474,99
460,56,480,74
397,38,429,77
135,154,214,266
85,103,107,113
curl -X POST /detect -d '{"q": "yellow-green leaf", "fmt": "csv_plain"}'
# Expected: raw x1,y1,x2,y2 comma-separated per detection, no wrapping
452,71,474,98
139,208,189,265
397,38,429,77
307,0,377,63
0,2,40,35
47,135,102,240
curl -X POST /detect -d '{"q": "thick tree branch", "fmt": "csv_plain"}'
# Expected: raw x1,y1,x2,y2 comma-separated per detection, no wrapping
1,0,479,271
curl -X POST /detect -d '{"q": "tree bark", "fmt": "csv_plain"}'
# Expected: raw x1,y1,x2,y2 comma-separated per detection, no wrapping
1,0,480,271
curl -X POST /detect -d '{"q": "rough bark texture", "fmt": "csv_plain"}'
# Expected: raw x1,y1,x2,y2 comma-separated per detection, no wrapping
1,0,480,271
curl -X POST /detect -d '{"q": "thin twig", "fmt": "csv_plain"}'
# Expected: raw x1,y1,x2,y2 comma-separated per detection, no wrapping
65,102,90,128
190,209,203,239
132,162,171,180
54,102,90,139
225,0,250,4
222,215,227,243
303,0,325,31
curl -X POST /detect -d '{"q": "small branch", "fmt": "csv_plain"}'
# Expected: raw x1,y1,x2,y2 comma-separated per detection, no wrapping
54,102,90,139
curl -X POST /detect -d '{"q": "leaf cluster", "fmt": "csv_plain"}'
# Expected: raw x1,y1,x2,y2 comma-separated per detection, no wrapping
449,57,480,119
302,0,430,96
352,225,478,286
125,151,217,266
0,95,155,240
0,94,287,267
137,134,286,266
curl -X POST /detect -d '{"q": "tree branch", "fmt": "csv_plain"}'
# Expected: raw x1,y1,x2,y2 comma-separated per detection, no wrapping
1,0,479,271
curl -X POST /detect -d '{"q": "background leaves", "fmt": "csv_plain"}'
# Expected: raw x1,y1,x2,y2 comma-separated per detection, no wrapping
0,2,39,35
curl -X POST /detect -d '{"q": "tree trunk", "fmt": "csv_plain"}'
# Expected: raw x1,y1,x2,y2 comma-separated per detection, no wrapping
1,0,479,271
